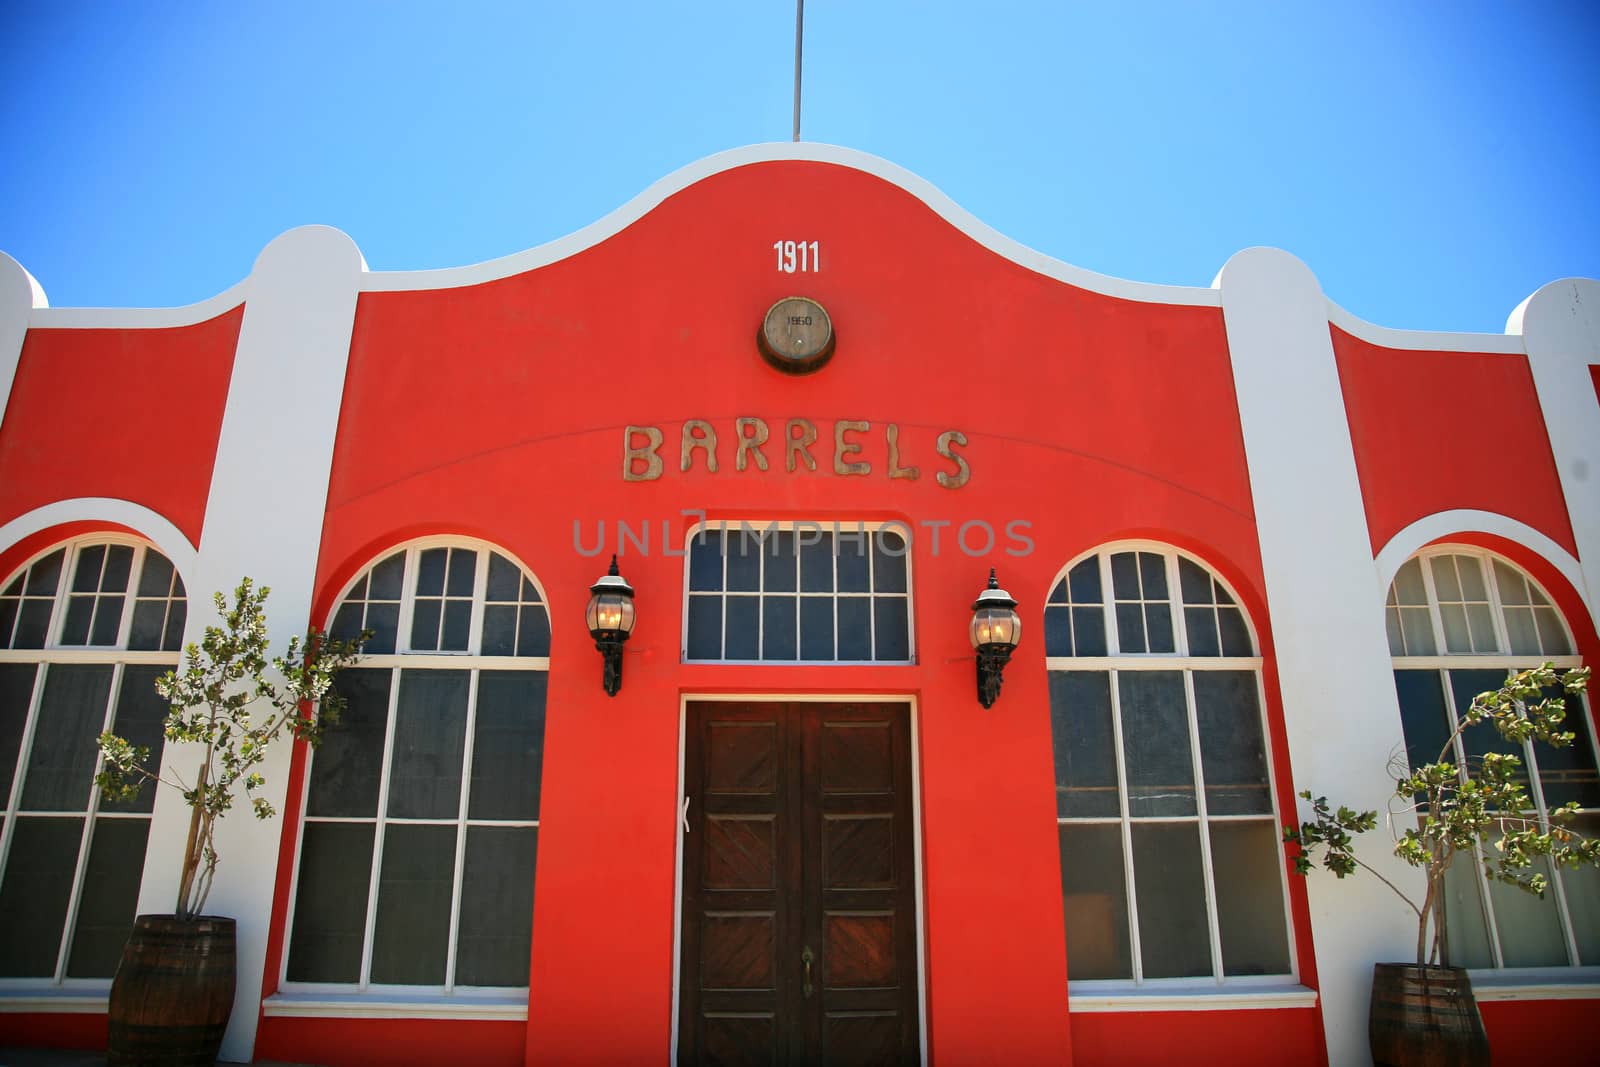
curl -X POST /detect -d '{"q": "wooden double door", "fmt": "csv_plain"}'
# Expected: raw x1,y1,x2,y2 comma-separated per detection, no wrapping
678,702,920,1066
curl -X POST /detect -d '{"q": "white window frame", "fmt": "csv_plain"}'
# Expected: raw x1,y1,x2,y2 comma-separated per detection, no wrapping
680,520,915,665
1046,542,1301,997
279,537,549,1001
0,536,183,992
1388,544,1598,976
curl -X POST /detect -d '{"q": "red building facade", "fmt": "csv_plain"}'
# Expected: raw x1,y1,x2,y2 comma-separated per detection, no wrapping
0,145,1596,1065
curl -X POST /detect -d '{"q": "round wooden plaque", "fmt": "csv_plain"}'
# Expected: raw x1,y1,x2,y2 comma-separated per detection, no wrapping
758,296,835,375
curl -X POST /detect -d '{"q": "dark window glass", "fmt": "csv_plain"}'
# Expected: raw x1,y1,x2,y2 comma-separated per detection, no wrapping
128,601,166,651
1451,669,1532,797
286,823,374,983
102,547,133,592
1068,558,1101,603
410,599,441,652
387,670,469,820
763,597,798,661
1132,823,1211,978
1185,607,1220,657
71,547,104,593
1048,672,1118,818
364,603,399,655
369,824,456,985
469,672,545,821
486,554,520,602
330,602,365,643
102,665,169,814
686,598,722,660
800,537,834,593
1178,557,1212,606
441,600,471,651
22,664,113,811
1138,553,1167,599
161,601,186,652
1048,578,1069,605
446,549,476,597
24,551,65,597
1060,824,1132,980
15,599,52,649
1119,671,1194,817
688,531,723,592
1193,671,1271,815
764,532,797,593
1394,670,1451,804
1115,604,1146,654
836,534,870,592
1044,607,1072,657
306,669,391,819
456,826,537,987
1536,699,1600,810
66,819,150,977
725,534,761,592
0,816,82,976
800,598,834,660
873,599,909,661
1218,607,1252,655
837,599,871,660
137,552,173,597
417,548,447,596
1072,607,1106,656
1211,821,1292,975
368,553,404,601
482,605,515,656
0,663,36,802
61,597,93,645
1144,602,1175,653
516,604,551,658
724,597,759,660
89,595,123,645
872,531,907,593
1110,553,1139,600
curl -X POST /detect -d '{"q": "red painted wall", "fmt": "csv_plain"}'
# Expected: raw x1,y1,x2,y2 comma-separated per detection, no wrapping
1070,1007,1325,1066
249,160,1319,1066
0,308,242,546
1330,326,1575,557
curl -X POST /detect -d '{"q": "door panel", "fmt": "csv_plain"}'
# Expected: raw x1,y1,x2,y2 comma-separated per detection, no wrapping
681,703,919,1066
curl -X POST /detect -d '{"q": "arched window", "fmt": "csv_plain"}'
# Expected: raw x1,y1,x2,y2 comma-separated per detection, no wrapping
1387,547,1599,969
284,540,550,992
1045,545,1293,987
0,538,185,981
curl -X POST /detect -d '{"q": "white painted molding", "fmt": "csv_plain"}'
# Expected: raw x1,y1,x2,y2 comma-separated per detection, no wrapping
1374,511,1590,630
1508,278,1600,643
1470,976,1600,1002
262,993,528,1021
1325,301,1524,355
30,280,248,330
0,498,199,587
1067,985,1319,1013
1218,246,1420,1067
0,250,45,438
0,993,109,1014
132,224,367,1065
362,143,1220,307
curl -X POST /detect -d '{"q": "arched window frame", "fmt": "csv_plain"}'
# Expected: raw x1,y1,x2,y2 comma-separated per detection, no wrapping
280,537,551,999
0,534,186,988
1386,544,1599,973
1045,541,1300,994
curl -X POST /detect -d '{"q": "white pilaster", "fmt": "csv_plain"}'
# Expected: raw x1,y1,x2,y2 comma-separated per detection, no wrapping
0,251,47,431
136,226,365,1063
1216,248,1419,1067
1508,279,1600,629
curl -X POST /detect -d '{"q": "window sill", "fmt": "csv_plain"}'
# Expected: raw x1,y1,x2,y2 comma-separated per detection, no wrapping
1469,972,1600,1002
1068,984,1318,1013
0,989,109,1014
262,991,527,1021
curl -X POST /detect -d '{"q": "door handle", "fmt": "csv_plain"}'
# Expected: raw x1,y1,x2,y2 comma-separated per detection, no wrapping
801,946,814,999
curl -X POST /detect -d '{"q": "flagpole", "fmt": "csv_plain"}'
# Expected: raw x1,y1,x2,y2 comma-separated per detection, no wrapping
792,0,804,142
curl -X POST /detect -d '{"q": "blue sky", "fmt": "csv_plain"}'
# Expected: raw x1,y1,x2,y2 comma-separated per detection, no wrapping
1,2,1595,333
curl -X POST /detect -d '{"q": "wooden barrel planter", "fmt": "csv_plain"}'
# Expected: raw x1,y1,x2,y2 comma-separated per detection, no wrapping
107,916,237,1067
1369,962,1490,1067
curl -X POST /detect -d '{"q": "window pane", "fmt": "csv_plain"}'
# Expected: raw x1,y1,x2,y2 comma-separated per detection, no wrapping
1398,606,1437,657
388,670,469,820
1536,704,1600,810
1394,671,1451,780
1464,604,1496,654
1178,557,1212,606
15,598,52,648
836,534,870,592
1439,857,1494,969
1431,556,1462,601
1049,672,1118,818
1457,556,1487,601
686,597,722,660
1044,607,1072,657
1110,553,1139,600
1504,607,1541,656
1561,815,1600,965
469,672,546,821
1115,604,1145,654
330,602,365,643
1209,821,1291,975
726,532,761,592
446,549,476,597
60,596,92,645
1440,604,1472,654
799,536,834,593
1132,823,1211,978
0,663,37,803
286,822,374,983
102,547,133,592
1068,558,1101,604
516,604,550,658
441,600,471,651
486,553,520,602
1534,608,1570,655
836,599,870,660
66,818,149,977
1143,602,1175,654
21,664,113,811
89,594,124,645
1385,607,1404,656
25,550,64,596
873,599,909,661
762,596,797,661
1185,607,1220,657
724,596,758,660
128,600,166,651
1488,853,1568,967
1138,553,1167,599
482,605,515,656
1451,669,1531,797
103,665,169,814
456,826,536,987
765,532,797,593
1194,672,1271,815
1060,824,1131,980
800,597,833,660
1118,672,1194,816
306,669,391,819
1072,607,1106,657
369,552,404,601
410,599,441,652
417,548,447,596
364,602,400,654
71,546,104,593
0,816,82,976
872,531,907,593
370,824,456,985
688,531,723,592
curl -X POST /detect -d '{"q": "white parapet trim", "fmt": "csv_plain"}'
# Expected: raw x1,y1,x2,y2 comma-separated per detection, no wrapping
0,251,46,439
1216,247,1421,1067
134,225,367,1065
1509,279,1600,636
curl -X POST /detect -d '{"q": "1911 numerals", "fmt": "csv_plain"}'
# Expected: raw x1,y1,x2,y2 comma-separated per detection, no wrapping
774,240,820,273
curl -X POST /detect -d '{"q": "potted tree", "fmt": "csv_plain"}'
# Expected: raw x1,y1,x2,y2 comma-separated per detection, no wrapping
1286,662,1598,1066
94,578,365,1066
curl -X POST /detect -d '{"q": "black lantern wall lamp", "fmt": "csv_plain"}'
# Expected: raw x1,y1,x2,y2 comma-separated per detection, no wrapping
971,568,1021,708
586,555,636,696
